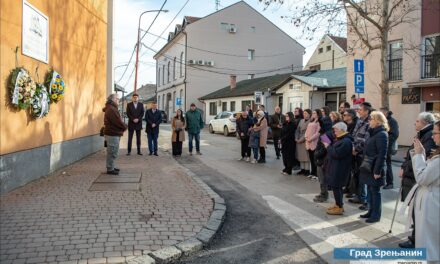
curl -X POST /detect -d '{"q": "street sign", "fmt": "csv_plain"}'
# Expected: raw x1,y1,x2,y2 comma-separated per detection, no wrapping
176,97,181,106
354,59,365,94
354,59,364,73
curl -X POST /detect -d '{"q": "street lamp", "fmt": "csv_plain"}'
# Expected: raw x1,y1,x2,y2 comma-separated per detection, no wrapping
134,9,168,93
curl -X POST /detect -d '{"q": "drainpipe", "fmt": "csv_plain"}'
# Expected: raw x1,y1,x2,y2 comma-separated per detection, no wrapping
332,50,335,69
183,31,188,112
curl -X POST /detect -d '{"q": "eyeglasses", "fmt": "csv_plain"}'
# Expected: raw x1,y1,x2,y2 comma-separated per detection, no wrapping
343,114,350,116
433,132,440,135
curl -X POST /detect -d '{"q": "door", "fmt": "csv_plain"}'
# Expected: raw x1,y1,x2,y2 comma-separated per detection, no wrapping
288,96,303,112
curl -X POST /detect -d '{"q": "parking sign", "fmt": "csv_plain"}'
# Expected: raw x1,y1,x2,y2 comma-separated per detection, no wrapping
354,59,365,94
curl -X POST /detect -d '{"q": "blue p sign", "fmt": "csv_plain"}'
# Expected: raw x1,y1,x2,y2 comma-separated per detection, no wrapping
354,59,364,73
355,73,364,87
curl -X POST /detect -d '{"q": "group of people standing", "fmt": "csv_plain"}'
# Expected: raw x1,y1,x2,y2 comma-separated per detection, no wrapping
103,93,205,175
236,101,439,261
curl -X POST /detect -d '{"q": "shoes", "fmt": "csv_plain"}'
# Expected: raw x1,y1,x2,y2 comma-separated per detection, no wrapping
106,170,119,175
383,184,394,189
365,218,380,223
348,197,363,204
327,204,338,210
327,206,344,215
343,188,350,194
281,172,288,175
245,157,250,162
359,203,369,211
154,153,158,156
345,193,355,198
189,152,193,156
293,166,301,171
196,151,202,155
276,156,280,160
114,168,120,172
313,196,328,203
126,153,131,156
311,176,318,181
398,240,415,248
250,160,257,164
149,153,153,156
137,152,143,155
257,159,266,164
359,213,371,219
296,169,305,175
238,157,245,161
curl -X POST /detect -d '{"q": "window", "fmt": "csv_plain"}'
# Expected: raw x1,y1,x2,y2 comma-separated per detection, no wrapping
167,61,171,83
158,68,161,87
222,102,227,111
318,48,323,54
209,102,217,115
162,65,165,85
173,57,176,80
325,93,338,111
339,92,346,105
230,101,236,112
221,112,231,119
248,49,255,60
278,96,283,112
247,74,254,79
158,95,161,109
422,35,440,78
180,52,184,77
310,64,321,70
241,100,253,111
162,95,165,111
173,91,176,112
388,41,403,81
250,26,256,32
220,22,229,30
326,45,331,52
179,89,183,108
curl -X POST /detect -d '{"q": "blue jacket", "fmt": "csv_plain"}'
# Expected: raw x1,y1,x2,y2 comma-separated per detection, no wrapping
360,126,388,186
144,109,162,134
324,133,353,187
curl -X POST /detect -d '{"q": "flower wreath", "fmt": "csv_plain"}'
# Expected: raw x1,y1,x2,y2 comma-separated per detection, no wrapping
45,69,65,103
31,83,50,119
8,67,37,110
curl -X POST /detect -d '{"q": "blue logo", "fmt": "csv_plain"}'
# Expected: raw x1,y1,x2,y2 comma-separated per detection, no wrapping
334,248,426,260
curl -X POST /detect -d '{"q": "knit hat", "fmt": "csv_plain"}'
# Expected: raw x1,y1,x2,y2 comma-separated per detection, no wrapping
333,122,347,132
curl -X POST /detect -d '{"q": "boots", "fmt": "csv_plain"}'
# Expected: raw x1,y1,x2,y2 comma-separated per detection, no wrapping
327,205,344,215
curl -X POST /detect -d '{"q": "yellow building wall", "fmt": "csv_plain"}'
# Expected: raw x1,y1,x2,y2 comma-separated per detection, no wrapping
0,0,108,155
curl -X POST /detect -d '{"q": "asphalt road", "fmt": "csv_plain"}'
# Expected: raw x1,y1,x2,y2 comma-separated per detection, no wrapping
157,124,409,263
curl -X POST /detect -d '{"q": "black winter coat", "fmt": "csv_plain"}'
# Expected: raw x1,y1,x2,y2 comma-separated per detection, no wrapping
321,116,333,133
386,112,399,154
314,140,327,167
236,116,253,137
324,133,353,187
280,121,296,147
401,124,436,201
269,113,286,138
360,126,388,186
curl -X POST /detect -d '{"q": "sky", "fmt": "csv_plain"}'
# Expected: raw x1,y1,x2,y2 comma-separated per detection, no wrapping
113,0,339,94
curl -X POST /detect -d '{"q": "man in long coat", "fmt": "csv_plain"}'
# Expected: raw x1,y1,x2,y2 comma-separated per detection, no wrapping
126,93,145,155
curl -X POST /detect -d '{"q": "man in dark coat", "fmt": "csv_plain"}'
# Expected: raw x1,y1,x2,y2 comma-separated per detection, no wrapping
103,94,127,175
144,102,162,156
269,106,286,159
126,93,145,155
380,107,400,189
398,112,436,248
236,111,253,161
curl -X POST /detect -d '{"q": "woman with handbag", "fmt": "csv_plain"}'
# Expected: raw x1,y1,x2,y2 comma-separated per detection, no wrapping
171,109,186,156
359,111,389,223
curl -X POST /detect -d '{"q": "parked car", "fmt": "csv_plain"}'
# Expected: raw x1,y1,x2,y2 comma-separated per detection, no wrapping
209,111,237,136
160,110,167,123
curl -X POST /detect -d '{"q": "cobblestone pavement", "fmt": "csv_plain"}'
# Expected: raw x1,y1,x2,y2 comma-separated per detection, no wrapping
0,134,213,264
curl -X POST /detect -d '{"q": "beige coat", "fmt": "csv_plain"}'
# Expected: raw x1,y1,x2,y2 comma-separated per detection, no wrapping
171,118,186,142
295,119,310,162
253,117,268,147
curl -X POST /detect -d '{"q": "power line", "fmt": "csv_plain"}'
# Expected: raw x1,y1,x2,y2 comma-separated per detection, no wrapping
144,31,301,58
116,0,168,85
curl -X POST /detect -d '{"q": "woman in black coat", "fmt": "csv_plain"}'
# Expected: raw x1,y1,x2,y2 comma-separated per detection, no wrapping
236,111,254,161
359,111,389,223
325,122,353,215
281,112,297,175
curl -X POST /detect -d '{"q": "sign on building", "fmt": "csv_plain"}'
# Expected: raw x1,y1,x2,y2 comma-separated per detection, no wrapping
22,0,49,63
254,91,262,104
402,87,421,104
354,59,364,94
176,97,181,106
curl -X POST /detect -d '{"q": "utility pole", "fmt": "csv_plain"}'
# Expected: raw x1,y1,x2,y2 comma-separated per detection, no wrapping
215,0,220,11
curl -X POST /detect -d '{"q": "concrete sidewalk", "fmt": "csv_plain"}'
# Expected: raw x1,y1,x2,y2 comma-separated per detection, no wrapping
0,133,214,264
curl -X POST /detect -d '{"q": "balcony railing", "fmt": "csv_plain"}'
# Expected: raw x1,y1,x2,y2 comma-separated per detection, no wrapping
388,58,402,81
422,54,440,79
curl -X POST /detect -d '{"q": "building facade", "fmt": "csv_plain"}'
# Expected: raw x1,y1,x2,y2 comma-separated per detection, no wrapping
154,1,304,120
304,34,347,71
346,0,440,146
0,0,112,193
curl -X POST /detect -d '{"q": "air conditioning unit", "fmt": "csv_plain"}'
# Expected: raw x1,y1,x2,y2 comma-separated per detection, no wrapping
188,59,195,65
197,60,205,65
205,61,215,67
217,100,222,106
229,27,237,33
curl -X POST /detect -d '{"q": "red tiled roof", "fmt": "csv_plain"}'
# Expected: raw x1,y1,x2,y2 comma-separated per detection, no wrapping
184,16,201,24
328,35,347,52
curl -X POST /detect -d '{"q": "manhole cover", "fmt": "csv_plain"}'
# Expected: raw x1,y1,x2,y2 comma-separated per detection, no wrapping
89,173,141,191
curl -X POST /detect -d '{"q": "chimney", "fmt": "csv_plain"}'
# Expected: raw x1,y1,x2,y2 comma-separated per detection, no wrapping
230,75,237,89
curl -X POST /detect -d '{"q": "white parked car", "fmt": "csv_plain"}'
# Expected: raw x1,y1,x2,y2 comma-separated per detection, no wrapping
208,111,237,136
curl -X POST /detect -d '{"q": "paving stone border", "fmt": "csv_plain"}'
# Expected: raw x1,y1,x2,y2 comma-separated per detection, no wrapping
126,157,226,264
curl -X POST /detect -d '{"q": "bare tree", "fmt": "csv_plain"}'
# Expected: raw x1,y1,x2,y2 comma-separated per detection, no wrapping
261,0,421,107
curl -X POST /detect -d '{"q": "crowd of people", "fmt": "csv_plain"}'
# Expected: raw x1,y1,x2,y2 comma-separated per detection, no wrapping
235,101,439,260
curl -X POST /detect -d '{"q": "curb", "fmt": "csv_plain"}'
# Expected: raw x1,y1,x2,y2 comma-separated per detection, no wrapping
126,155,226,264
